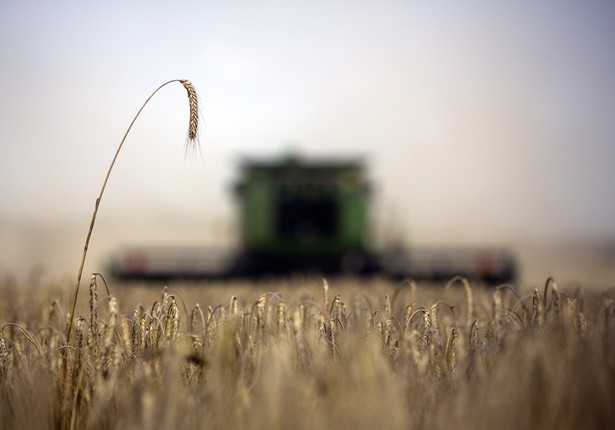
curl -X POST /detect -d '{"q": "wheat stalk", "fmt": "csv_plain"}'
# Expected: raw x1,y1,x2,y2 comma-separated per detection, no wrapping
131,304,144,355
66,79,200,342
166,297,179,342
190,303,205,335
383,294,392,320
322,278,330,311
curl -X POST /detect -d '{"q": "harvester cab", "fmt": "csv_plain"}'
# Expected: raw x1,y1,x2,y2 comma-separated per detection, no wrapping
230,154,378,276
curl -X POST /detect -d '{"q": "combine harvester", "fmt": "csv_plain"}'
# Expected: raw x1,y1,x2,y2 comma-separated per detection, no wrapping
110,154,516,284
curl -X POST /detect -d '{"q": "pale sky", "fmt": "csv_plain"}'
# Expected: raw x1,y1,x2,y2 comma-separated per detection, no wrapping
1,1,615,283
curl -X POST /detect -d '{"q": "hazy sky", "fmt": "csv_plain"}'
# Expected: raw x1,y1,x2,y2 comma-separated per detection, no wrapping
1,1,615,281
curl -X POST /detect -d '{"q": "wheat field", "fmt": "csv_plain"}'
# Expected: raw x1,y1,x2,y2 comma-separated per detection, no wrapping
3,80,613,429
0,276,613,430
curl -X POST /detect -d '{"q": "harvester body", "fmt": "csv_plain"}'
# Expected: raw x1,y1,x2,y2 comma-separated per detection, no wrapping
110,154,516,283
230,156,376,275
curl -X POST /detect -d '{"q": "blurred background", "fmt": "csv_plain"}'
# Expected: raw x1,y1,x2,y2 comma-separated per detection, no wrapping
1,1,614,288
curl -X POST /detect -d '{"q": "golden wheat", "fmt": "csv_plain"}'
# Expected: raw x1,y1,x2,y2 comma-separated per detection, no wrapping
180,79,199,145
67,80,201,343
0,277,614,429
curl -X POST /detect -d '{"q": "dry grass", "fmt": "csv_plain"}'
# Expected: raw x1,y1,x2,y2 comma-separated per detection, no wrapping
1,276,613,429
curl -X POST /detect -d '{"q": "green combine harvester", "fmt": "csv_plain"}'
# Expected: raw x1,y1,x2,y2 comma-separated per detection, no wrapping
110,154,516,283
231,155,376,276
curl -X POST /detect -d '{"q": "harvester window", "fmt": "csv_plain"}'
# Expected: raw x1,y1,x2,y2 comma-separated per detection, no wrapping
276,184,338,239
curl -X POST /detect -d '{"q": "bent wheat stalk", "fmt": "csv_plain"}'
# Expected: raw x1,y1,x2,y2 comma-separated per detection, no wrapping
66,79,200,342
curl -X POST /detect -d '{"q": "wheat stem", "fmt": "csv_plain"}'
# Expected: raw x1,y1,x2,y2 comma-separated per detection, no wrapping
66,79,200,342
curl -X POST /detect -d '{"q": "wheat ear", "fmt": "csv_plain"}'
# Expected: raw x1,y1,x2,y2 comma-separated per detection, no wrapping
66,79,200,342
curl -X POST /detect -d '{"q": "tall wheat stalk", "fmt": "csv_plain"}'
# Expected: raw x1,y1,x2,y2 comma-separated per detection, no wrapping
66,79,200,342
